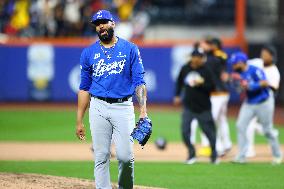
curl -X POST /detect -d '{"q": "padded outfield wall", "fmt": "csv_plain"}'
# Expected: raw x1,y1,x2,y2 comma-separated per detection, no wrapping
0,43,241,103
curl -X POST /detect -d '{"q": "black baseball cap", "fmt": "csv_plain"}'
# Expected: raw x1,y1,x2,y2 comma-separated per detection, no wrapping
191,48,205,57
205,37,222,49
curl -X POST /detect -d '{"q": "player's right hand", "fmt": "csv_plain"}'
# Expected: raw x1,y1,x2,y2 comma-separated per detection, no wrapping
221,72,229,82
76,123,86,141
230,72,241,80
240,80,248,89
173,96,181,106
259,80,269,88
194,77,204,86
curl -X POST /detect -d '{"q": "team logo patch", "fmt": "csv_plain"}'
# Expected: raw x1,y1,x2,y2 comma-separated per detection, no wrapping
94,53,100,60
184,71,204,87
96,11,102,18
117,52,126,58
92,59,126,78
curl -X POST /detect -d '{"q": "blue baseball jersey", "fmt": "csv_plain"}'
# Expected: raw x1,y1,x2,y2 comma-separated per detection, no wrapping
79,37,145,98
240,65,269,104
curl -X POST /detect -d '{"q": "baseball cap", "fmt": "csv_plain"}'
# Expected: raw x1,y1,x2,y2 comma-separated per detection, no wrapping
191,48,205,57
205,37,222,49
90,10,113,25
229,52,248,65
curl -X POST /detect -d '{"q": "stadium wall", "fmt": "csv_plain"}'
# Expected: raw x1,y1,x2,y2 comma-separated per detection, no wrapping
0,43,241,103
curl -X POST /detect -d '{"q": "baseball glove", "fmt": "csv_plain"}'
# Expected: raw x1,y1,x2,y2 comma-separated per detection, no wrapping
131,117,152,146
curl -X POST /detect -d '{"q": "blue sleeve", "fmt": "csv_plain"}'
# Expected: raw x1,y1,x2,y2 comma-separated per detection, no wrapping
79,48,92,91
131,45,146,87
247,68,267,91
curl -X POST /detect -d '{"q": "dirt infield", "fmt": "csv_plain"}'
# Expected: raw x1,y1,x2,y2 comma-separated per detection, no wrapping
0,173,165,189
1,142,283,163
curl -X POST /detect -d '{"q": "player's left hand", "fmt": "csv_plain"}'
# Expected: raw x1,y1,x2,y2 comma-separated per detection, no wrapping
173,96,181,106
138,105,148,119
139,112,147,119
131,117,152,147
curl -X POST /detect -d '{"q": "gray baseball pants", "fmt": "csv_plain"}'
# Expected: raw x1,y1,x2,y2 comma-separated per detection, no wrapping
89,97,135,189
235,92,282,160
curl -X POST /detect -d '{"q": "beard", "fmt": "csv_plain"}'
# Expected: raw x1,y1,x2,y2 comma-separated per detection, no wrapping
264,60,273,67
97,27,114,43
234,68,243,73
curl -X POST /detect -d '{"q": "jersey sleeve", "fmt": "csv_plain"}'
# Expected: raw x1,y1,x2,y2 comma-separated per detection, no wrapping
265,66,280,90
175,66,185,96
131,45,146,87
247,67,267,91
79,48,92,91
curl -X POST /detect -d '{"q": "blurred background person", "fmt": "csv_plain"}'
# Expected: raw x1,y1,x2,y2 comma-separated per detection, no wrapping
113,0,136,40
245,45,281,158
192,37,232,157
0,0,150,39
174,48,218,164
63,0,82,36
4,0,30,36
229,52,282,164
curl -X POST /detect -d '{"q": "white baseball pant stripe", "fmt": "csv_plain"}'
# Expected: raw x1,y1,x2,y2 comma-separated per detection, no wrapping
89,97,135,189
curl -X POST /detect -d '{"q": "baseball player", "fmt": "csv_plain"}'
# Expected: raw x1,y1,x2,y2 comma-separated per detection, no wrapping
229,52,282,164
76,10,148,189
246,45,281,157
192,38,232,157
174,48,218,164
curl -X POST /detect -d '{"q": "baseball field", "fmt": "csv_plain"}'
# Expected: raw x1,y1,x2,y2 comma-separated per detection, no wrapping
0,103,284,189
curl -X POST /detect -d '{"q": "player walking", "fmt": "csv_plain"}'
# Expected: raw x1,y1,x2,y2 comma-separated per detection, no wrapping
229,52,282,164
246,45,281,157
174,48,218,164
194,38,232,157
76,10,148,188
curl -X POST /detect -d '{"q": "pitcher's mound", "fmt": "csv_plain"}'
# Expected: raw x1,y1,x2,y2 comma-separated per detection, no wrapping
0,173,164,189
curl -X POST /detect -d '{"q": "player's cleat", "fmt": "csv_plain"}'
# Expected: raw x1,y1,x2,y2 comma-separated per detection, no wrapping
272,156,282,165
197,146,211,157
231,157,246,164
211,158,220,165
245,150,256,158
185,157,197,165
218,148,231,157
224,146,232,154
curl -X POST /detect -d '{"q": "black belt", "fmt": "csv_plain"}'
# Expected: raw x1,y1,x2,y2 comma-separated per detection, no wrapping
91,95,132,104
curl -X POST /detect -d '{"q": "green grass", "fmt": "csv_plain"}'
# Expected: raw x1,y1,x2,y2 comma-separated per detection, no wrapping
0,110,87,141
0,161,284,189
1,109,283,189
0,109,284,143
